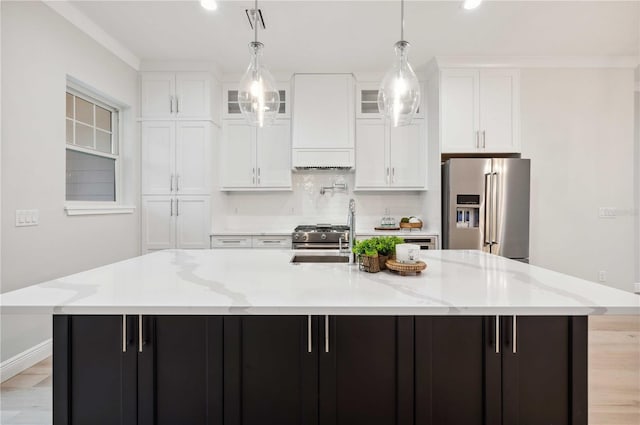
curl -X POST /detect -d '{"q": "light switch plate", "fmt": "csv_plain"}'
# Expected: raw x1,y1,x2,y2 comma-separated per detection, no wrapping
598,207,616,218
15,209,39,227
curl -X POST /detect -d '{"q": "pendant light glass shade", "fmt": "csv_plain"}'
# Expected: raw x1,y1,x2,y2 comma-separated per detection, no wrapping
378,0,420,127
377,41,421,127
238,42,280,127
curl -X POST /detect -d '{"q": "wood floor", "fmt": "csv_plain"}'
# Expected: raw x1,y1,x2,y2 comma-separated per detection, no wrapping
1,316,638,425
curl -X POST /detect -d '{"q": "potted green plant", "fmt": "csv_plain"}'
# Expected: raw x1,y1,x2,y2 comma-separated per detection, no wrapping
352,236,405,272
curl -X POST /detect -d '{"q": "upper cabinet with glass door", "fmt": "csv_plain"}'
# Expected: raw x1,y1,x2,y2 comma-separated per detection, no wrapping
356,82,423,119
223,82,290,119
140,72,212,120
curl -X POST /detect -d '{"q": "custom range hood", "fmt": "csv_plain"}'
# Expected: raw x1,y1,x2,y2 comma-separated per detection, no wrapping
291,74,355,169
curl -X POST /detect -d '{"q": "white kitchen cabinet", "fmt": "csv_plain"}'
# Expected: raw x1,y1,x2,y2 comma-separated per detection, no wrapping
175,196,211,249
210,235,252,249
141,196,175,251
355,120,387,187
389,122,425,187
141,72,211,119
252,235,291,249
142,195,210,252
223,82,289,119
355,119,426,190
292,74,355,167
141,121,211,195
440,69,520,153
220,120,292,190
210,235,292,249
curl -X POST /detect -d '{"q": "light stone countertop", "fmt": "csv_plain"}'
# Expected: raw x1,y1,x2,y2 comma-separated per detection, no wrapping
1,249,638,316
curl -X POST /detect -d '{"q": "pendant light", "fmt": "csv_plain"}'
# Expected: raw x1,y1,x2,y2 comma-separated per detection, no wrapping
238,0,280,127
377,0,421,127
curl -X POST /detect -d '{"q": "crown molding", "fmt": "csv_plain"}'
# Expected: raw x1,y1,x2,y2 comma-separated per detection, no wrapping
428,56,639,69
44,1,140,71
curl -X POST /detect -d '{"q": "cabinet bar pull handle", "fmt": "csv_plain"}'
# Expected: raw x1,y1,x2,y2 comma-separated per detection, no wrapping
252,168,255,185
324,315,329,353
176,96,179,113
176,175,179,192
391,167,395,183
170,174,174,192
222,240,241,243
512,315,517,354
138,315,143,353
386,167,390,184
482,130,486,148
176,199,179,216
170,199,173,216
170,96,173,113
307,315,312,353
122,315,127,353
495,315,500,354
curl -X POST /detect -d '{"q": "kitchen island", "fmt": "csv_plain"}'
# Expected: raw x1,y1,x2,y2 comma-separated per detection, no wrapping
2,249,639,425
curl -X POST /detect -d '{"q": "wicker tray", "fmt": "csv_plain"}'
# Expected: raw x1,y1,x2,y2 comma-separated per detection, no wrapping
385,259,427,276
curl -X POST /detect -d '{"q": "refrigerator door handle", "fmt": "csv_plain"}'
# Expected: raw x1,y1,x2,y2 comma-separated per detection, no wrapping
484,173,492,246
491,172,499,245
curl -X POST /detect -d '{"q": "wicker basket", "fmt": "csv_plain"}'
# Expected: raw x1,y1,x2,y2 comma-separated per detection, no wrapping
400,221,423,230
358,254,381,273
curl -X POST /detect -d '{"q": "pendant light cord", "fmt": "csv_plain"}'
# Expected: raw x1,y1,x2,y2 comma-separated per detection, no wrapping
400,0,404,41
254,0,259,43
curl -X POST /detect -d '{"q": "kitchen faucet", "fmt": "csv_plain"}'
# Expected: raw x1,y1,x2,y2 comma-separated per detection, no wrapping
347,198,356,264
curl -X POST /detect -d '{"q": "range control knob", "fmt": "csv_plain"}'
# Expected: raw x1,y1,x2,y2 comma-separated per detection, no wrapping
303,234,309,241
294,234,299,240
321,234,327,240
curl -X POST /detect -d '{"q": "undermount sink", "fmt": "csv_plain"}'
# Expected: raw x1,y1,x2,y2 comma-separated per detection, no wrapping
290,255,350,264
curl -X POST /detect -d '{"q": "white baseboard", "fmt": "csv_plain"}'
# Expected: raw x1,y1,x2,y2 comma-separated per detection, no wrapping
0,339,52,382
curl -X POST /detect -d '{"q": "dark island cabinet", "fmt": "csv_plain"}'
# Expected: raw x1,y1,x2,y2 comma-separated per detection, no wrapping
53,314,587,425
501,316,588,425
223,316,319,425
137,316,223,425
53,315,138,425
320,316,414,425
414,316,587,425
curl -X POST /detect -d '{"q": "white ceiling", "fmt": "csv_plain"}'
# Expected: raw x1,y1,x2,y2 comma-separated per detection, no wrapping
69,1,640,73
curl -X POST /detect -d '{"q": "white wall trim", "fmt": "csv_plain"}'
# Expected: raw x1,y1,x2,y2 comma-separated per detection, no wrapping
428,56,640,70
65,204,136,216
44,1,141,71
0,339,52,382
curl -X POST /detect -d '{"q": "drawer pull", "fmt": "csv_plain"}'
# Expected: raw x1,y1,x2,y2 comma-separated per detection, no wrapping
122,315,127,353
307,315,312,353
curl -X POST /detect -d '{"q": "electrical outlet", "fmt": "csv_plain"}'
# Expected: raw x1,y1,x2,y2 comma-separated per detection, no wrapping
15,209,39,227
598,270,607,282
598,207,616,218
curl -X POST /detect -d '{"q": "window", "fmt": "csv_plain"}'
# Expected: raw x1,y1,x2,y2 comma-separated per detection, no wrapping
65,89,119,202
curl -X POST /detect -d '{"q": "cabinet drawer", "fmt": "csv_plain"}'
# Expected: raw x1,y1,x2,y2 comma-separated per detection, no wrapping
210,236,252,249
252,236,291,249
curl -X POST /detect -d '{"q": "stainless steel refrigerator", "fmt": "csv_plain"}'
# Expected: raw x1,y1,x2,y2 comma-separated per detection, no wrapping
442,158,530,262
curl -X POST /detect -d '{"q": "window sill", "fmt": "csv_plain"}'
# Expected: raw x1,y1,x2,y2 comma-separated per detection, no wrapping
64,204,136,216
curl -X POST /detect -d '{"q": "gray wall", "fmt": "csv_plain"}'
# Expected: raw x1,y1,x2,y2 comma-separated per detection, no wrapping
1,1,140,362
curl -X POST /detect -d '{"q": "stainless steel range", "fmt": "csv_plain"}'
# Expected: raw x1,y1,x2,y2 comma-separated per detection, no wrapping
292,224,350,250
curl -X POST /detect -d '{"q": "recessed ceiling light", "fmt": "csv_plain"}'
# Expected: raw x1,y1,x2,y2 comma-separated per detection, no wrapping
463,0,482,10
201,0,218,11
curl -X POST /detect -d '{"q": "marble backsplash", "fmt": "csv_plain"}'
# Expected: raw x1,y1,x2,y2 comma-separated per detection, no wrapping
214,171,437,232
